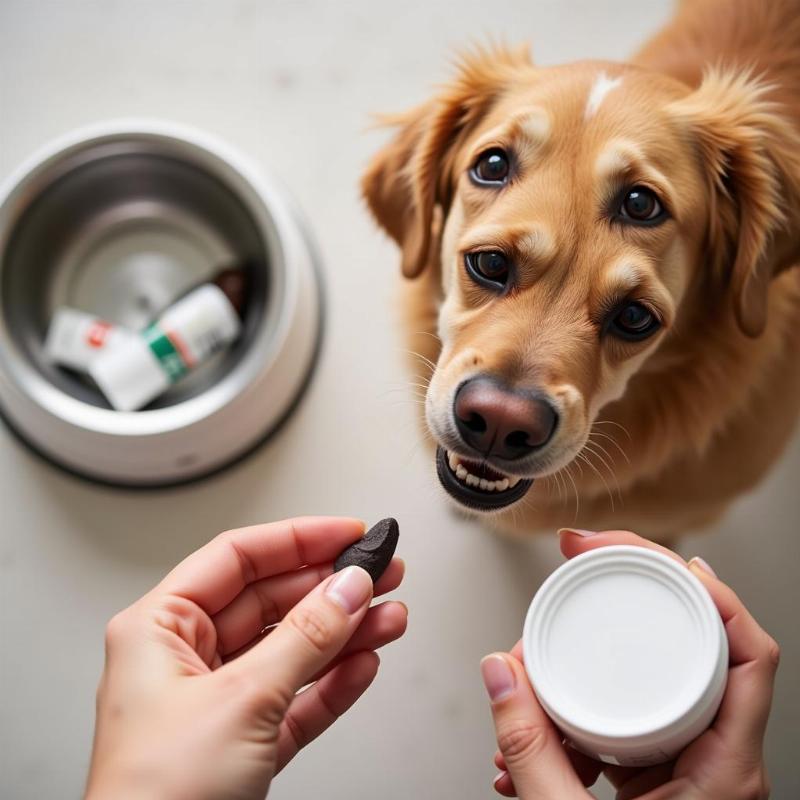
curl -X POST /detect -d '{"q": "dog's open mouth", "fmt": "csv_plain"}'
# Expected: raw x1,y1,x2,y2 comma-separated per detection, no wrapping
435,446,534,511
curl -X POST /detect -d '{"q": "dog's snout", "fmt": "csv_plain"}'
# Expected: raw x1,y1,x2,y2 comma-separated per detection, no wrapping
453,377,558,460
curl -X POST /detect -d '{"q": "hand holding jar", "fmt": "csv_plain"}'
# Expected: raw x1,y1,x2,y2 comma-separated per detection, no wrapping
483,530,778,800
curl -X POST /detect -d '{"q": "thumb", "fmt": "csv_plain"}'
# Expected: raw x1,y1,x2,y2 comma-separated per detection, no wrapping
481,653,589,799
224,566,374,713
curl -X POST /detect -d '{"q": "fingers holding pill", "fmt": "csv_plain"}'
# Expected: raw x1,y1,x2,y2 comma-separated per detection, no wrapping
221,598,408,671
212,557,404,656
212,519,403,719
219,566,376,715
159,517,367,615
86,516,407,800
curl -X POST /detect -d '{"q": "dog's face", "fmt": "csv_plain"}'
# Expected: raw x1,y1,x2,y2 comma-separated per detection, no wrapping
363,51,800,513
427,63,702,510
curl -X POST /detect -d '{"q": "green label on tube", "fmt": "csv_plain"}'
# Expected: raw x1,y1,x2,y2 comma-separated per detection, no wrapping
145,325,188,382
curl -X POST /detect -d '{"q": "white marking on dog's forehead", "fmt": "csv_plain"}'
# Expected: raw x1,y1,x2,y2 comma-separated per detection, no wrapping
594,139,643,179
518,107,551,146
585,72,623,119
607,261,642,289
519,227,556,262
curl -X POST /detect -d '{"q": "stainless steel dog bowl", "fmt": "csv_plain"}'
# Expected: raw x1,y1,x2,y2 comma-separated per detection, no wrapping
0,121,322,486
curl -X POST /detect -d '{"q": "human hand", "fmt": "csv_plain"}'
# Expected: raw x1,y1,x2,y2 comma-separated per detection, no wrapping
85,517,407,800
483,530,778,800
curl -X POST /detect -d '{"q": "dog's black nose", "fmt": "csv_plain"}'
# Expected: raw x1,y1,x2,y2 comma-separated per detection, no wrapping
453,377,558,460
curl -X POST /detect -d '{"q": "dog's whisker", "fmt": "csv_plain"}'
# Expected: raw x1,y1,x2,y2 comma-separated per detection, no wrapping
517,486,541,518
397,347,438,373
552,463,572,517
584,438,619,478
552,472,561,506
582,442,623,506
380,394,425,404
410,329,443,344
551,472,562,506
542,474,556,503
589,428,630,465
564,461,581,523
555,469,568,508
582,441,621,496
384,400,428,411
577,451,616,512
589,424,629,456
388,375,432,390
552,462,578,521
378,385,431,405
379,377,430,389
377,385,426,398
592,419,632,441
382,377,432,392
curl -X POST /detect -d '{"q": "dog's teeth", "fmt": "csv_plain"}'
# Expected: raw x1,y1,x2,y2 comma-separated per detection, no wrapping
448,456,519,493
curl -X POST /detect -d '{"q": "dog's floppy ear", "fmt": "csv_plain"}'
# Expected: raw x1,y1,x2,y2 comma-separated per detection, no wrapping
361,45,532,278
670,69,800,337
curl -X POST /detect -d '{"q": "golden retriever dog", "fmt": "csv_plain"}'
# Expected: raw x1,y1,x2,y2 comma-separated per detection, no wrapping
362,0,800,540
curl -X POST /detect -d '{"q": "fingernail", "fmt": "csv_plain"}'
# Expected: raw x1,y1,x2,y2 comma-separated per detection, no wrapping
493,770,507,787
481,655,516,703
326,566,372,614
689,556,717,578
558,527,598,537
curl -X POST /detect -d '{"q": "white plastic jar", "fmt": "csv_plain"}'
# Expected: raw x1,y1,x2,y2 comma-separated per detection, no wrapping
522,545,728,766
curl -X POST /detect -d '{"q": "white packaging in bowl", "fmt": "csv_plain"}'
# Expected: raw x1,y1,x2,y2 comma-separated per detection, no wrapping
88,283,241,412
522,545,727,766
44,308,139,373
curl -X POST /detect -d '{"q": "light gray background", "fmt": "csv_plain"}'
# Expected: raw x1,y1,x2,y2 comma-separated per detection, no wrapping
0,2,797,798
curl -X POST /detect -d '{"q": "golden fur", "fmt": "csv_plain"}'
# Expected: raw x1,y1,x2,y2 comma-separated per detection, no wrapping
362,0,800,540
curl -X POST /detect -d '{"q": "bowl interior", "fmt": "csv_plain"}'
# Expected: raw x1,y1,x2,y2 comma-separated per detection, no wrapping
1,137,270,409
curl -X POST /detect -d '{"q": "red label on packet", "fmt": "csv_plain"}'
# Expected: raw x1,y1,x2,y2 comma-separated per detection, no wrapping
86,320,113,348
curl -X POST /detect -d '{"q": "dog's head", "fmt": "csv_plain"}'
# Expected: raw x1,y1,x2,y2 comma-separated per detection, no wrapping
363,48,800,512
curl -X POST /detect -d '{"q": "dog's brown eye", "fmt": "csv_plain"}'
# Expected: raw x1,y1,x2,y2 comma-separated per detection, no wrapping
619,187,664,223
608,301,661,341
465,251,510,290
470,149,510,185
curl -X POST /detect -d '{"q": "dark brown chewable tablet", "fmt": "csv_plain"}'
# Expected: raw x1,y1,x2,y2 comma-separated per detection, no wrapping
334,518,399,584
213,266,250,317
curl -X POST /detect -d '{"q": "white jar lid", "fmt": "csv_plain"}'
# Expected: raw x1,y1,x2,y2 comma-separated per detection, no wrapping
523,546,727,751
